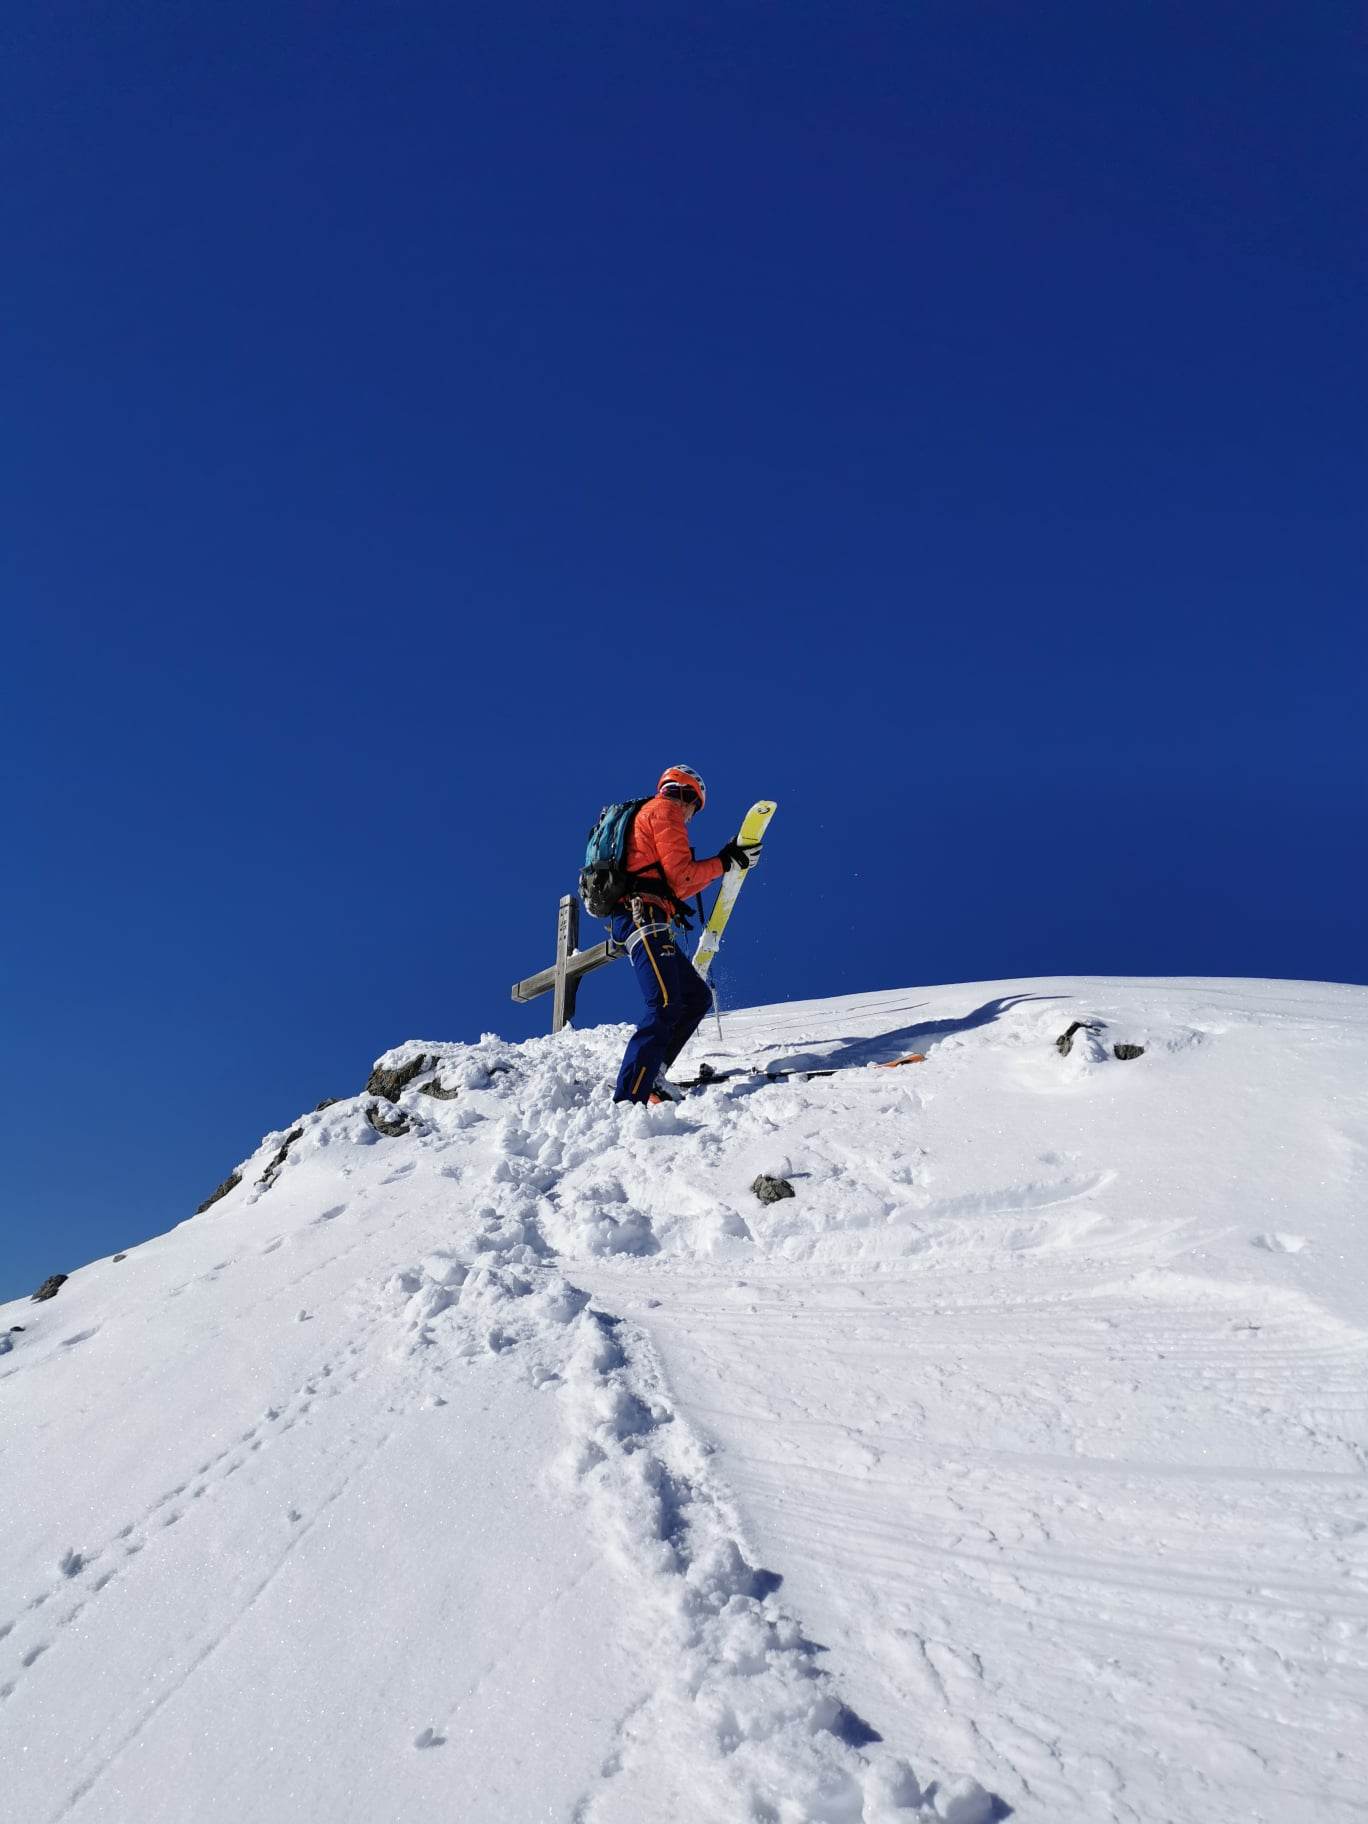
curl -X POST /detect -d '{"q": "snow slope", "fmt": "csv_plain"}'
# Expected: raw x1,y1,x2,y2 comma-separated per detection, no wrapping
3,977,1366,1823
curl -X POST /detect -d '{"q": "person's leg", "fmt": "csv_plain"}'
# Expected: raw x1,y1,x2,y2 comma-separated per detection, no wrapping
660,954,713,1072
611,911,678,1102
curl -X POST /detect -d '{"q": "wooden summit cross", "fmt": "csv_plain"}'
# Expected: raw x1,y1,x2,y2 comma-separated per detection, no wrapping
510,894,621,1032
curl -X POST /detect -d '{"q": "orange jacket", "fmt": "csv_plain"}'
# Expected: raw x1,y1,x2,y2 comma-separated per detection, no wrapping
626,794,724,910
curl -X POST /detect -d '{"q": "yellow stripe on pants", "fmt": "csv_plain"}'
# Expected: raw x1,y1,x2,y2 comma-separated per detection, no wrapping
638,928,670,1007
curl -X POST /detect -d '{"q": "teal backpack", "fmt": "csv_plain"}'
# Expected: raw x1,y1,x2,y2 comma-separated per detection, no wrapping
579,800,648,918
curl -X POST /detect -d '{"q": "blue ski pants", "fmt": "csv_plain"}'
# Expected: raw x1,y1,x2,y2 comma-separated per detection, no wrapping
610,907,712,1103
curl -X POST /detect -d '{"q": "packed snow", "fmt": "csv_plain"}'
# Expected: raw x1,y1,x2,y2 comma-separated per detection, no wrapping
3,976,1366,1823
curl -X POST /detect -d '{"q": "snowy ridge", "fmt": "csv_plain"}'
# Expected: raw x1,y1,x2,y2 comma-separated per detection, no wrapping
3,976,1367,1822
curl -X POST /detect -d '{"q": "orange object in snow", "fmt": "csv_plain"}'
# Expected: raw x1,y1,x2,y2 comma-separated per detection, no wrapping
878,1054,926,1068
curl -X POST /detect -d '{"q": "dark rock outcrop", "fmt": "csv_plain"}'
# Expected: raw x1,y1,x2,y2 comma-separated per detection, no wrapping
1056,1020,1104,1057
365,1055,433,1104
315,1097,342,1112
258,1128,304,1191
366,1103,413,1138
113,1253,127,1262
418,1079,459,1101
196,1172,242,1214
1113,1043,1146,1061
31,1274,68,1303
751,1175,795,1205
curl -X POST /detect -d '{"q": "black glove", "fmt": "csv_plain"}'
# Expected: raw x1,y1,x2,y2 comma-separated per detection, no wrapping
718,838,761,872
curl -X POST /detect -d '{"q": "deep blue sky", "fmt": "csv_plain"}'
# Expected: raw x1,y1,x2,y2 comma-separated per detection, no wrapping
4,3,1364,1300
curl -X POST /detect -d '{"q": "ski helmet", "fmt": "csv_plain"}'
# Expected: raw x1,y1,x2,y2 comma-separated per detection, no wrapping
658,764,706,810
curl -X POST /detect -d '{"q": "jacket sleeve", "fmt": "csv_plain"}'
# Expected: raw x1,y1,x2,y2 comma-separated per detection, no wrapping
648,801,725,901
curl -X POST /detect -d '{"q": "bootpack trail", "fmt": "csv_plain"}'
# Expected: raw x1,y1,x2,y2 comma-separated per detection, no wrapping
3,975,1367,1823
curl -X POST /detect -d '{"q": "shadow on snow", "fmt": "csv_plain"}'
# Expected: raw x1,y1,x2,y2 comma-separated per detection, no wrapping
765,992,1064,1074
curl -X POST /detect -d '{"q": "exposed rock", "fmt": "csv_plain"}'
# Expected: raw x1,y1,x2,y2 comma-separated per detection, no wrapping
258,1127,305,1191
418,1079,459,1101
365,1055,432,1105
113,1253,127,1262
1113,1043,1146,1061
751,1174,795,1205
1056,1020,1104,1057
366,1103,413,1139
315,1097,342,1112
196,1172,242,1214
31,1274,68,1303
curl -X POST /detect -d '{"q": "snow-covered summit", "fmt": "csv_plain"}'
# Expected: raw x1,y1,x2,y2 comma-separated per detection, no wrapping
3,977,1367,1822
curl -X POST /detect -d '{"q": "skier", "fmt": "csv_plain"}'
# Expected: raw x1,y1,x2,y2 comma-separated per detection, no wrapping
611,765,758,1104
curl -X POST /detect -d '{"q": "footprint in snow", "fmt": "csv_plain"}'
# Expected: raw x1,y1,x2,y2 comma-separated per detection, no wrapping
314,1205,348,1223
413,1727,446,1749
58,1550,86,1579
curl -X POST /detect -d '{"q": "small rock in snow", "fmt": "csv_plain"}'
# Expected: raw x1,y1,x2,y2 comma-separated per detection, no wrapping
752,1174,795,1205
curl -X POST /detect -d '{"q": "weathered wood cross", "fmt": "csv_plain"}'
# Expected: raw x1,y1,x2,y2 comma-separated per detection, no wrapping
510,894,621,1032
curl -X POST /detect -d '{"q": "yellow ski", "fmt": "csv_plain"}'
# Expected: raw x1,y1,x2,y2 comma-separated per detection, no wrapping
694,799,777,981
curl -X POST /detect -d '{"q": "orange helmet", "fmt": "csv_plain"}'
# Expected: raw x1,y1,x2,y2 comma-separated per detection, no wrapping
657,764,706,810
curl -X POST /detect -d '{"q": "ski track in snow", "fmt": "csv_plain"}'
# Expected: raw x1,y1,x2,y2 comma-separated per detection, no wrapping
2,975,1367,1822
